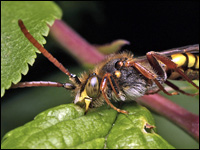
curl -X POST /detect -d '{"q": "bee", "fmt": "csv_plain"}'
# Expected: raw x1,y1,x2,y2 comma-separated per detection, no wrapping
12,20,199,114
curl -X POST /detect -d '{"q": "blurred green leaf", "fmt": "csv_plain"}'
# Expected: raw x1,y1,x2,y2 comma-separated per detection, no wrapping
95,39,130,54
1,1,62,97
1,102,174,149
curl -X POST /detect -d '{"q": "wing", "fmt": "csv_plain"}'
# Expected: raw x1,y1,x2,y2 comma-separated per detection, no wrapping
158,44,199,56
135,44,199,61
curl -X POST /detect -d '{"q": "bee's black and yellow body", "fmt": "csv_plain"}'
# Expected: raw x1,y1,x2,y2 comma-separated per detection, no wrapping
168,52,199,80
75,45,199,112
15,19,199,114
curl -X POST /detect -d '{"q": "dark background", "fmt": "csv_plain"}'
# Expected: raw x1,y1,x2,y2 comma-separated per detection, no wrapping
1,1,199,148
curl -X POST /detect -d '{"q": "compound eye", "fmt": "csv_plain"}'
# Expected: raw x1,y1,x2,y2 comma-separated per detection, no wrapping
115,61,123,70
86,76,100,98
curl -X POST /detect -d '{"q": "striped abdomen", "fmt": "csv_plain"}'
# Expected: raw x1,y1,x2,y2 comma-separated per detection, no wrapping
167,53,199,80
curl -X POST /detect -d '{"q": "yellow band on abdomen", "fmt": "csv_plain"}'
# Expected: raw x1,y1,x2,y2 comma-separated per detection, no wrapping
195,55,199,69
171,53,186,67
186,53,196,68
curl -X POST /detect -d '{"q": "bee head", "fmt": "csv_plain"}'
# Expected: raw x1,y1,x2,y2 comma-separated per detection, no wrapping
74,73,100,112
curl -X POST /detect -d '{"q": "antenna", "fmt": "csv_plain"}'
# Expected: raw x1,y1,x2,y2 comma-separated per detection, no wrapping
18,20,81,85
18,20,72,78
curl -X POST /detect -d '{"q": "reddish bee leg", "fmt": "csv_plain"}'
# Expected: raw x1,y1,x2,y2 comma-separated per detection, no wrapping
146,88,161,95
100,73,128,114
146,51,199,90
101,73,120,97
165,80,199,96
152,79,179,95
11,81,75,90
125,61,178,96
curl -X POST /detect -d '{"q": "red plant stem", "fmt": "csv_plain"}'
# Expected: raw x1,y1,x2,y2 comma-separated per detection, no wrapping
137,94,199,141
50,20,105,64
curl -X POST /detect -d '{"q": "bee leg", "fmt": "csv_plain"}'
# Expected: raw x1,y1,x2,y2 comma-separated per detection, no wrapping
101,73,120,97
146,89,161,95
125,61,178,96
100,73,128,114
153,78,179,96
165,80,199,96
146,51,199,90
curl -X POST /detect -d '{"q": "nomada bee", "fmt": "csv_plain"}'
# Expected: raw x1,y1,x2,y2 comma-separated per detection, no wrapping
12,20,199,114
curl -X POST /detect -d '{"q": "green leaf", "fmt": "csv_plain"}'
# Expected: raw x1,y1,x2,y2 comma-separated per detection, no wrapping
95,39,130,54
1,103,174,149
1,1,62,97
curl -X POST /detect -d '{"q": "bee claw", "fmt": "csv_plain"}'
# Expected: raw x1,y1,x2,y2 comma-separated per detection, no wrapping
117,109,128,114
172,92,179,95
